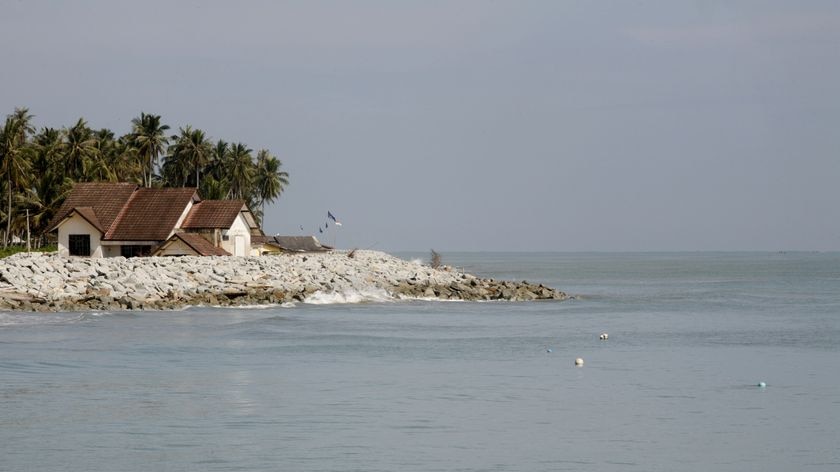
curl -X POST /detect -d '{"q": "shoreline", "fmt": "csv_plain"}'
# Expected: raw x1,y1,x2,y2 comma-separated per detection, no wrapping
0,250,567,312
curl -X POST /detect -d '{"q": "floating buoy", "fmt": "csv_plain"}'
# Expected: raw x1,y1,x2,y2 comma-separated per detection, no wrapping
599,333,609,340
545,347,553,353
758,382,767,388
575,357,584,366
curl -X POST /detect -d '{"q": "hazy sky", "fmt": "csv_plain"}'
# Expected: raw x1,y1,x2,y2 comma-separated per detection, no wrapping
2,1,839,251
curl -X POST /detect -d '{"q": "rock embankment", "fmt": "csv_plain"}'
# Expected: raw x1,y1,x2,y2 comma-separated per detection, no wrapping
0,250,566,312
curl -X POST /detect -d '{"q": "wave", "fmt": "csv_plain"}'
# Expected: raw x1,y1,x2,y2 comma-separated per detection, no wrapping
0,310,115,328
303,288,394,305
395,293,466,302
210,304,278,310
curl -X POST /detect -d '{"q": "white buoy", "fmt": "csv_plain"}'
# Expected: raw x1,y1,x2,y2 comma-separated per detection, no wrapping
758,382,767,388
599,333,609,340
575,357,584,366
546,347,553,353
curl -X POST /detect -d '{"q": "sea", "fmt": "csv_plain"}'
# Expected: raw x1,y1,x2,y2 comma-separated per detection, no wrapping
1,252,838,471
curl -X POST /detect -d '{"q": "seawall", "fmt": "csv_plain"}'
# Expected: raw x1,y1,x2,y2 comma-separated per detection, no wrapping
0,250,567,312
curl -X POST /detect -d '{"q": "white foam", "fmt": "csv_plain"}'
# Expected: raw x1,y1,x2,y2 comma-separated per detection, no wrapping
395,294,466,302
210,304,278,310
304,288,394,305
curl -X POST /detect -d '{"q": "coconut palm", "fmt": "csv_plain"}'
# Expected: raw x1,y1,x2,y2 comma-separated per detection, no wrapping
164,126,211,188
253,149,289,227
0,110,34,247
110,136,144,184
199,174,230,200
9,108,35,143
226,142,254,200
32,127,63,175
16,171,73,240
89,129,118,182
130,112,169,187
61,118,99,180
205,139,229,182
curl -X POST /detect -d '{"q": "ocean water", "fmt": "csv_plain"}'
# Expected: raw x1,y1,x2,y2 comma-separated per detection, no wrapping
1,252,839,471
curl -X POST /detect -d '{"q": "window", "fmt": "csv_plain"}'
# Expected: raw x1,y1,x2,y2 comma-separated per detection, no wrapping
120,245,151,258
68,235,91,256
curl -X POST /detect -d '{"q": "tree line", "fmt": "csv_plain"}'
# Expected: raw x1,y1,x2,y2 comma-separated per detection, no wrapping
0,107,289,248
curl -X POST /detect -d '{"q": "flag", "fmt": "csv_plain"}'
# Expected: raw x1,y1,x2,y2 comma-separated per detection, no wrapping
328,211,342,226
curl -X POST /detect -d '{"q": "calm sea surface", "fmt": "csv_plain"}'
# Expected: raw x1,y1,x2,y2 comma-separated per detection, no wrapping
1,252,839,471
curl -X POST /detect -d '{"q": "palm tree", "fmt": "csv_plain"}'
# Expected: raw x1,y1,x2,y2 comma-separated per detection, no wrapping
0,110,34,247
110,135,144,184
253,149,289,228
61,118,99,180
199,174,230,200
17,171,73,243
10,108,35,143
164,126,211,188
206,139,229,182
130,112,169,187
89,129,118,182
226,142,254,200
32,127,63,176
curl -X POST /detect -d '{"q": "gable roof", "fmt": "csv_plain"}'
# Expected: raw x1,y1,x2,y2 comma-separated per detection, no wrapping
67,207,105,233
272,236,333,252
181,200,247,229
105,187,198,241
155,232,230,256
48,182,137,232
48,182,257,244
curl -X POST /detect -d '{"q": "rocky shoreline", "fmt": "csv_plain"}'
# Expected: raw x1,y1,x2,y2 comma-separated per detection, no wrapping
0,250,566,312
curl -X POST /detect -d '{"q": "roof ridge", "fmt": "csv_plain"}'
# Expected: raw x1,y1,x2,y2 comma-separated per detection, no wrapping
104,184,141,239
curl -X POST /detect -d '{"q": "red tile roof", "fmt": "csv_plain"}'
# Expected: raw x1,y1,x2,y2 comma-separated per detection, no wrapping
157,232,230,256
48,183,137,232
105,188,198,241
48,183,254,247
181,200,245,229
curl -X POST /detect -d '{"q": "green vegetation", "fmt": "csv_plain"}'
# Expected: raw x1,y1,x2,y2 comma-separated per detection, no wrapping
0,107,289,248
0,244,56,259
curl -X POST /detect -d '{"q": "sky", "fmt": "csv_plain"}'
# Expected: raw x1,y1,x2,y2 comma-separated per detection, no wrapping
2,0,839,252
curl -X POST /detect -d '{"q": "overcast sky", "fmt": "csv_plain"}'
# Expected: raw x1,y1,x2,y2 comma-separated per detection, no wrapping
2,1,839,251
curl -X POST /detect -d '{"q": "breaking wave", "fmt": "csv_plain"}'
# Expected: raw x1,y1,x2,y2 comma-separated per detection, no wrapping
304,288,394,305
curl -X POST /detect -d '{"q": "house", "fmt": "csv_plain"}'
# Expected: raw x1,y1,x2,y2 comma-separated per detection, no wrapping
249,235,283,256
251,235,332,255
47,182,260,257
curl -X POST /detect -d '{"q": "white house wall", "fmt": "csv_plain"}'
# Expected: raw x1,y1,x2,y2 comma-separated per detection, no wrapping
57,215,104,258
220,213,251,256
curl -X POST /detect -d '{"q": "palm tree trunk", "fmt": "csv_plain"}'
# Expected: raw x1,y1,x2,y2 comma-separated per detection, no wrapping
5,176,11,249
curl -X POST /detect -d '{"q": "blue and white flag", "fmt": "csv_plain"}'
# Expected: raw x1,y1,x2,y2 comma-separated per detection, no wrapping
327,211,342,226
